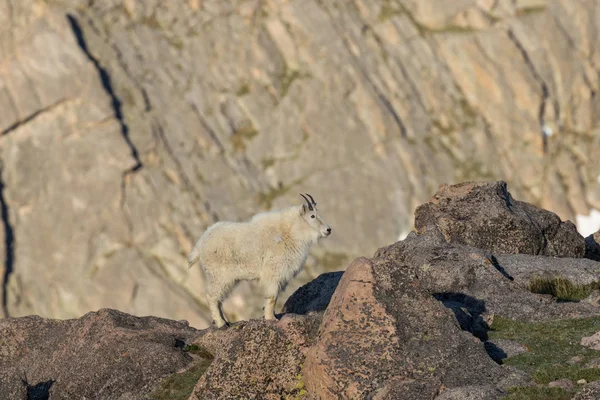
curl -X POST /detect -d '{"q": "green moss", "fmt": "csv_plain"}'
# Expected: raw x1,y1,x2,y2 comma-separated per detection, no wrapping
516,6,547,17
150,358,212,400
236,83,250,97
284,373,307,399
528,276,599,302
278,65,311,99
377,2,402,22
489,316,600,386
261,158,277,169
257,177,305,210
183,344,214,359
141,13,162,30
230,122,259,152
506,386,571,400
259,128,309,170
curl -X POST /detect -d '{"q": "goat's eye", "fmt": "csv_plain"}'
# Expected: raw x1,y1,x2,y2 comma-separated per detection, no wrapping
311,215,315,218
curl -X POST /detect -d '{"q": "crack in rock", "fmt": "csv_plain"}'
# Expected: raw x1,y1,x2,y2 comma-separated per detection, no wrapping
0,161,15,317
507,29,552,153
66,14,142,172
1,99,68,137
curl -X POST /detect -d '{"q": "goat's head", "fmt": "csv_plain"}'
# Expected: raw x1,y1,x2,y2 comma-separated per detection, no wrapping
299,193,331,238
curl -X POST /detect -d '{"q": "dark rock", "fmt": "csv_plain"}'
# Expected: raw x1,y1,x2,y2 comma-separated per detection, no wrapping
0,309,201,399
282,271,343,315
585,230,600,262
376,230,600,322
414,181,586,258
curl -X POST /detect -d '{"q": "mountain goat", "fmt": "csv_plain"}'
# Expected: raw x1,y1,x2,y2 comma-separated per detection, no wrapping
188,194,332,328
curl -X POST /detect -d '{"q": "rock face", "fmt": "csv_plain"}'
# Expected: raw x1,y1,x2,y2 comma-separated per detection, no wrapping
415,181,586,257
0,309,202,399
1,0,599,327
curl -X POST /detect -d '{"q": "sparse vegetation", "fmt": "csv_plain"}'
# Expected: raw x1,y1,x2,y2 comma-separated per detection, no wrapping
506,387,571,400
230,121,259,152
151,358,212,400
528,276,599,302
489,316,600,395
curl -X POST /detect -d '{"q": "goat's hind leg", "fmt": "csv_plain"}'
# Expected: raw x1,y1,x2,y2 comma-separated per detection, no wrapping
206,283,230,328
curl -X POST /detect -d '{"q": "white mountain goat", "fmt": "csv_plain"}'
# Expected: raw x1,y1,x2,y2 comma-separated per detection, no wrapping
187,194,332,328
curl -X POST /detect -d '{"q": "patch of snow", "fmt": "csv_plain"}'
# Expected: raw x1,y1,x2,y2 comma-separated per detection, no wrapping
542,125,554,137
397,230,410,242
576,209,600,237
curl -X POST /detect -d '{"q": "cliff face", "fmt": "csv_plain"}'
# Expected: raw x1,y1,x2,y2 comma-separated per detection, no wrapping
0,0,599,327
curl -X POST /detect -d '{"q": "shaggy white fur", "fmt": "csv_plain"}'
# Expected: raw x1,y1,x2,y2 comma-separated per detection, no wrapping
188,195,331,327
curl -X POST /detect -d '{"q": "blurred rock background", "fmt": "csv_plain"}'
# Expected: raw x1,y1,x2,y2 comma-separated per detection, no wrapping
0,0,598,328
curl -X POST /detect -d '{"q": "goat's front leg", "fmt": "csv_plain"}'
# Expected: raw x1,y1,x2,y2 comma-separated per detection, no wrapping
263,284,279,321
264,295,278,320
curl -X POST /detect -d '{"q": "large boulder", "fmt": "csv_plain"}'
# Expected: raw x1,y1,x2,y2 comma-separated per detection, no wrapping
415,181,586,258
189,314,321,400
304,257,510,400
0,309,203,399
376,230,600,323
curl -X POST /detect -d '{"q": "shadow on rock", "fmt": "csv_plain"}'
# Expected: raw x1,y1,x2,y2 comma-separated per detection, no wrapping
433,292,490,340
282,271,343,315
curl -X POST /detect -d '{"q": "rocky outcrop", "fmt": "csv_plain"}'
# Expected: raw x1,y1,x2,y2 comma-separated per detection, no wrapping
415,181,586,257
1,0,599,327
0,309,203,399
1,180,600,399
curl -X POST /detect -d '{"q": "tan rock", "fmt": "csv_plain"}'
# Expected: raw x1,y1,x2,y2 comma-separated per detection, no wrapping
304,258,398,399
581,331,600,350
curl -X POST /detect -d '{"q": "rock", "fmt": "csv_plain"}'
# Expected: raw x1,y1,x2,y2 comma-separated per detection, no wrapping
567,355,585,365
0,309,202,399
548,379,574,390
1,0,600,327
484,339,529,363
434,385,506,400
585,230,600,261
303,258,509,399
584,358,600,368
282,271,343,315
414,181,586,258
496,366,535,389
578,379,589,385
376,230,600,323
493,254,600,287
573,381,600,400
189,314,321,400
581,331,600,350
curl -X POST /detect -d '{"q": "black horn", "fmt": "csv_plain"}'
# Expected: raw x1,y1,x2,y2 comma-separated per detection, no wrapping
300,194,313,211
305,193,316,206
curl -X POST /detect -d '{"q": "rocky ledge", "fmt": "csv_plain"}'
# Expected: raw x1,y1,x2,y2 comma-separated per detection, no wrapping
2,181,600,400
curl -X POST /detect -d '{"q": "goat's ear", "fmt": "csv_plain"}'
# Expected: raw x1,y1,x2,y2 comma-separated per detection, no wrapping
300,204,307,215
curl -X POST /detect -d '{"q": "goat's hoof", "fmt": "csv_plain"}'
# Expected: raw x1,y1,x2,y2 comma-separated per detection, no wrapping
213,321,230,329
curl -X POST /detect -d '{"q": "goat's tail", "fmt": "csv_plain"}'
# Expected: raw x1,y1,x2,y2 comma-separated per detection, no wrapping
187,246,200,269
